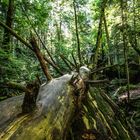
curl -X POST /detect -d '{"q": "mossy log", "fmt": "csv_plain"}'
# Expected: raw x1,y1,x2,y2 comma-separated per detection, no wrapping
70,87,137,140
0,75,136,140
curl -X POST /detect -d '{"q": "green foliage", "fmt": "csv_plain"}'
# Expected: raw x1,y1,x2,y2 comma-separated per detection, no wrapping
0,0,140,99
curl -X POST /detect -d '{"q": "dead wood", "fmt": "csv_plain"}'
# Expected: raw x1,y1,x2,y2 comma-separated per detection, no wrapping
60,55,73,71
22,79,40,113
43,56,63,75
60,54,76,68
0,20,32,50
72,52,79,71
85,79,109,84
0,82,31,93
0,20,63,76
30,36,52,81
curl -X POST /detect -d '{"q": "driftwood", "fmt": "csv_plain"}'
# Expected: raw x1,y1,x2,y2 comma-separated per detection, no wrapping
0,74,136,140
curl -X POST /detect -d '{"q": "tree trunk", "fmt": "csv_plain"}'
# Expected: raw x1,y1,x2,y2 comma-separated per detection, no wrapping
0,75,136,140
92,0,108,76
120,0,130,101
30,36,52,81
103,10,111,65
73,0,82,65
2,0,14,50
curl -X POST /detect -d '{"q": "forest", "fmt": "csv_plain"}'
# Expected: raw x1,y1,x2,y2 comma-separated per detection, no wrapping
0,0,140,140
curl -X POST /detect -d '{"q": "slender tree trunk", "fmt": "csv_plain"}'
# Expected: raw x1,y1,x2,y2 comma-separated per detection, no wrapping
103,10,111,65
2,0,14,51
133,0,138,52
73,0,82,65
120,0,130,101
72,52,79,72
30,37,52,81
60,55,73,71
56,20,62,52
92,0,108,79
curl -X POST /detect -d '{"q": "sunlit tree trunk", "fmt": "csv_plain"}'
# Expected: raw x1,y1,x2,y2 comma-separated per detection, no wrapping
120,0,130,101
2,0,14,51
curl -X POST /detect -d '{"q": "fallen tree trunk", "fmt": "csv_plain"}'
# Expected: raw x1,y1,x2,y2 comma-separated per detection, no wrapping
0,75,136,140
0,74,75,140
30,36,52,81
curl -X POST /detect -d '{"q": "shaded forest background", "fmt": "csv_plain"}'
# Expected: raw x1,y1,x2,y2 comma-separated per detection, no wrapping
0,0,140,100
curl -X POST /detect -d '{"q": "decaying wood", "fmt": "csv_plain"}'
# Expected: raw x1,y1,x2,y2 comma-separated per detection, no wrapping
0,82,31,93
60,55,73,71
30,36,52,81
43,56,63,75
0,21,63,76
85,79,109,84
0,19,136,140
69,87,136,140
0,20,33,50
60,54,76,68
0,74,77,140
0,75,136,140
0,95,24,132
72,52,79,71
22,79,40,113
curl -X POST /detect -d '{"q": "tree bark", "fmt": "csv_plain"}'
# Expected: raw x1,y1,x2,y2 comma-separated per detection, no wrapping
60,55,73,71
0,20,32,50
0,21,63,75
73,0,82,65
92,0,108,77
2,0,14,50
120,0,130,101
30,36,52,81
0,75,135,140
103,10,111,65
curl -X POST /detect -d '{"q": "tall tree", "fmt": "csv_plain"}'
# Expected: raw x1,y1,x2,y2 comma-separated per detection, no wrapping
2,0,14,51
103,10,111,65
92,0,108,79
120,0,130,101
73,0,82,66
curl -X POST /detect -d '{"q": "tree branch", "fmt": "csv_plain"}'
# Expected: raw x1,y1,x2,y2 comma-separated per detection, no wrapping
0,20,32,50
